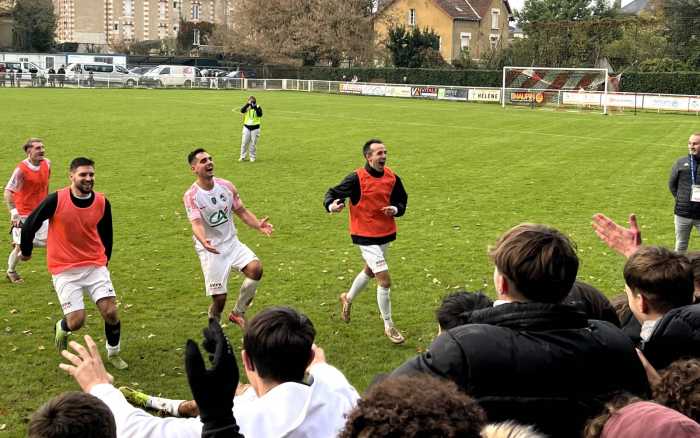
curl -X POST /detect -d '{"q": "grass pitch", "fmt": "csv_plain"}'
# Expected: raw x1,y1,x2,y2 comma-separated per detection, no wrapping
0,88,696,435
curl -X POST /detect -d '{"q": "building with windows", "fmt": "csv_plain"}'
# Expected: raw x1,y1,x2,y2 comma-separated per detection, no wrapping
53,0,234,46
374,0,513,63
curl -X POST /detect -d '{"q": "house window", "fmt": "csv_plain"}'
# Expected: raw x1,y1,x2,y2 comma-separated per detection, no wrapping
124,0,133,17
408,9,416,26
490,34,499,49
193,3,200,20
160,1,167,19
491,9,500,30
460,32,471,50
437,35,441,50
114,23,118,30
173,1,178,8
193,28,201,45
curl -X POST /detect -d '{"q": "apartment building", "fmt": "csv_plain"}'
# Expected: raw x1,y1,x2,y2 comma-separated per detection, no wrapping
54,0,234,45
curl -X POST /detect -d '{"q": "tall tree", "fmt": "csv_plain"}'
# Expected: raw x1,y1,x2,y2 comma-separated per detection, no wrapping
663,0,700,68
13,0,56,51
177,19,216,53
219,0,373,65
385,25,445,68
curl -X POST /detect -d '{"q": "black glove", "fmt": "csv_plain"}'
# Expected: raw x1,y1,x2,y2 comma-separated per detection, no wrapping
185,318,243,438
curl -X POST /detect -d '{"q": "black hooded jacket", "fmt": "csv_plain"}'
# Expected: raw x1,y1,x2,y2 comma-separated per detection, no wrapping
392,302,649,438
642,304,700,370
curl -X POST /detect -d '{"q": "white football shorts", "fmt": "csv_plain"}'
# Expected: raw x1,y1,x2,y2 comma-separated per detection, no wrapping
12,219,48,247
52,266,116,315
359,243,389,273
196,238,258,296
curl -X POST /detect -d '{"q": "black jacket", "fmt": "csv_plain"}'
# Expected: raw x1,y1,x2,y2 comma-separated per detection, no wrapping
392,302,649,438
643,304,700,370
669,155,700,219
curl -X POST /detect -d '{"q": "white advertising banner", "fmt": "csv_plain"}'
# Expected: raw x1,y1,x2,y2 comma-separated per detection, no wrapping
468,88,501,102
339,83,363,94
562,92,602,106
689,98,700,112
643,95,689,111
362,84,387,96
606,93,638,108
384,86,412,98
438,87,468,101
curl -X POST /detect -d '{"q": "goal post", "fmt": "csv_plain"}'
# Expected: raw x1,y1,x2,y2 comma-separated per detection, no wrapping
502,66,610,115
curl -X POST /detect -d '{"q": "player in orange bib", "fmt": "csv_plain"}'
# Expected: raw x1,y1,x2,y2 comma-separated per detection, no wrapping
4,138,50,284
324,139,408,344
20,157,127,369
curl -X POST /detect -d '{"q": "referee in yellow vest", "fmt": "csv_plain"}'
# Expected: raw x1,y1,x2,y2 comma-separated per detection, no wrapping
239,96,263,162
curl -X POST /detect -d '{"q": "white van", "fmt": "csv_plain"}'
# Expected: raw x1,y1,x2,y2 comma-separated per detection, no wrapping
65,62,140,87
141,65,200,88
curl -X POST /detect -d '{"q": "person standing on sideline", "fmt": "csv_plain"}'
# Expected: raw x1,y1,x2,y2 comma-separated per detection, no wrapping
184,148,273,328
4,138,51,284
20,157,127,369
669,132,700,252
324,139,408,344
238,96,262,162
57,65,65,88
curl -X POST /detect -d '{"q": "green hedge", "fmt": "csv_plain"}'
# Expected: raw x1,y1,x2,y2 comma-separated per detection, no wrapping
256,66,502,87
252,66,700,95
619,72,700,95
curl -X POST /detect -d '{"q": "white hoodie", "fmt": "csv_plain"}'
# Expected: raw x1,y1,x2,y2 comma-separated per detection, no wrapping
90,363,359,438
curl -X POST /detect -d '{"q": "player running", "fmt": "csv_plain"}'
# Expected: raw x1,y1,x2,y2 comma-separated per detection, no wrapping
184,148,273,328
20,157,127,369
324,139,408,344
4,138,50,284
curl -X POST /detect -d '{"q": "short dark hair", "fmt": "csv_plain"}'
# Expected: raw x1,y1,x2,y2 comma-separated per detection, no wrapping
488,223,579,303
339,375,486,438
69,157,94,172
436,291,493,330
28,392,116,438
623,246,694,314
187,148,207,165
363,139,383,157
243,306,315,383
23,138,43,153
653,358,700,423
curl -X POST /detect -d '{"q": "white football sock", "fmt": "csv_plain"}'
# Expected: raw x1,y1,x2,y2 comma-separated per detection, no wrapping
377,286,393,328
233,277,259,314
106,342,120,356
147,396,185,417
347,270,371,301
7,246,20,273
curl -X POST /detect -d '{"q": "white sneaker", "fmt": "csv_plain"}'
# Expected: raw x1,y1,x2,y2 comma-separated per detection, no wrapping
384,326,405,344
250,157,256,162
238,157,246,162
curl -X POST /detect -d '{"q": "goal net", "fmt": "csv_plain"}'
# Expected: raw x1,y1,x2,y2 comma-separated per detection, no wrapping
502,67,611,114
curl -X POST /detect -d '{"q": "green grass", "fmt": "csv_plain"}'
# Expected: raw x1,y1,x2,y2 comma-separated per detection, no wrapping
0,88,696,435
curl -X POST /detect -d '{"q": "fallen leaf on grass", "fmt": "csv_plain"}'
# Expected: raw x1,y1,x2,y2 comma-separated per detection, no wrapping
9,309,18,314
38,345,45,351
147,334,156,339
22,329,32,335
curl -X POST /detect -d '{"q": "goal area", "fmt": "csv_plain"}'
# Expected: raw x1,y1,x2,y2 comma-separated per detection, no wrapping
502,67,610,114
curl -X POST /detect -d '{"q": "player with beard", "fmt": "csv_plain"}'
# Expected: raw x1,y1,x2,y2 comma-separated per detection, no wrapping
4,138,51,284
324,139,408,344
20,157,127,369
184,148,273,328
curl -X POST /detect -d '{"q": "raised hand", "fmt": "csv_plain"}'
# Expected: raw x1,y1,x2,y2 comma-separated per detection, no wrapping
58,335,114,393
330,199,345,213
592,213,642,258
185,319,240,435
258,217,274,236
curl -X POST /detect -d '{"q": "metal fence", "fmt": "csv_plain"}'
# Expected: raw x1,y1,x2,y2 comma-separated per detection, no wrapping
2,73,698,115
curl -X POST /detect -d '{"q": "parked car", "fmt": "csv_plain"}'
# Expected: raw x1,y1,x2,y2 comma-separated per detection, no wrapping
129,66,154,76
140,65,201,88
65,62,140,87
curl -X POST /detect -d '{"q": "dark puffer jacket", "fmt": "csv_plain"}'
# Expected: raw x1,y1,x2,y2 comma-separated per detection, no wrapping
643,304,700,370
669,155,700,219
392,302,649,438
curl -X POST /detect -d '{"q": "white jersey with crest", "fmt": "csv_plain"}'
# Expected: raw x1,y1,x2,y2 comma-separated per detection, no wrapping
183,178,244,251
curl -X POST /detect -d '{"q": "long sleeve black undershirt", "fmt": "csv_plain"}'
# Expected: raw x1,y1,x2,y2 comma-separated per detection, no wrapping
240,103,263,117
323,163,407,216
20,191,113,259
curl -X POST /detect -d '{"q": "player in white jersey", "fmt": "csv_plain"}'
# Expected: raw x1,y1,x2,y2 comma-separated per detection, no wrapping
184,148,273,328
